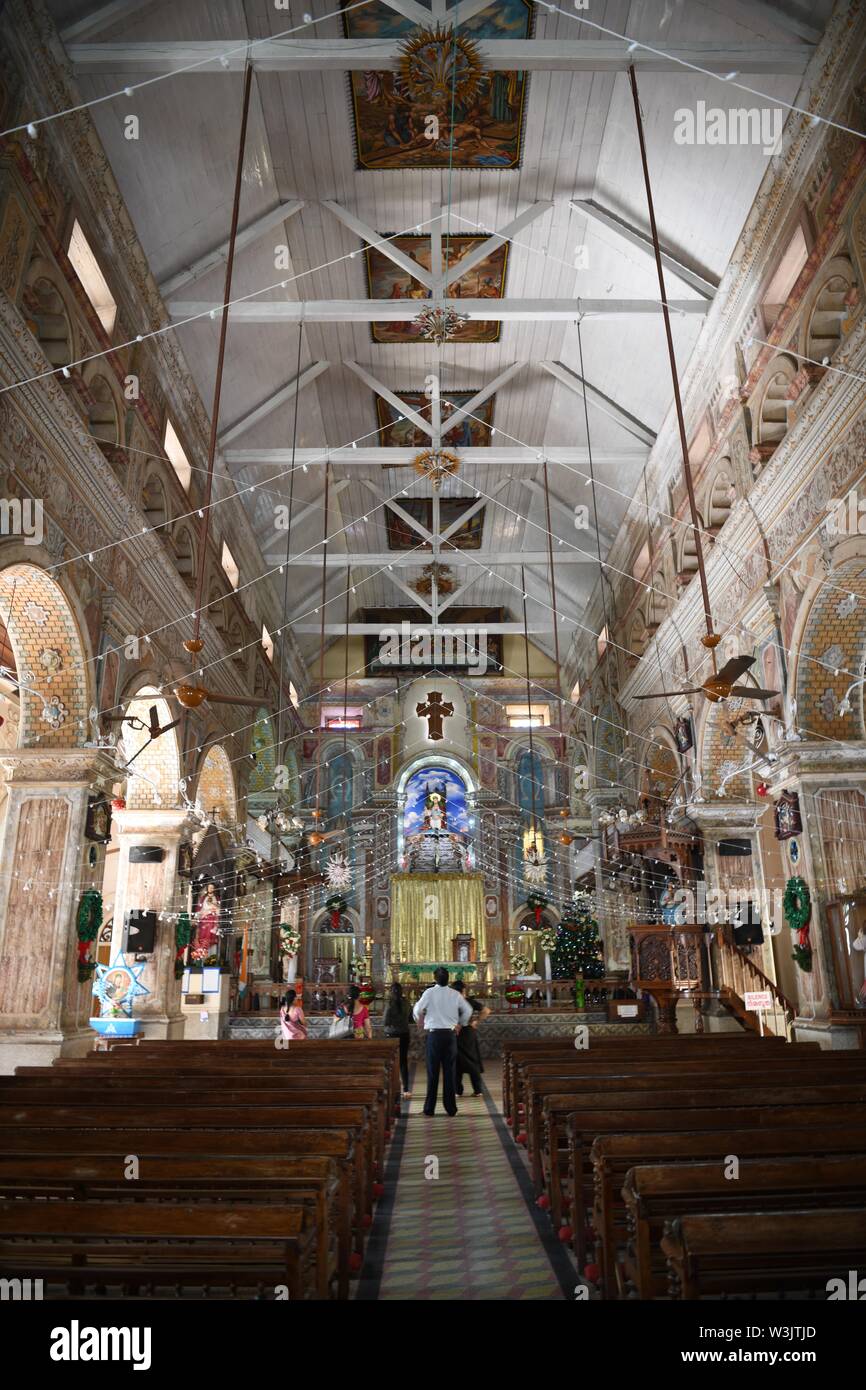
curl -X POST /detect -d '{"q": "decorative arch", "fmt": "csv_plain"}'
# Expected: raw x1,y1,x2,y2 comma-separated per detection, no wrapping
793,556,866,741
172,525,196,584
753,354,798,450
642,735,681,811
141,473,169,532
121,684,181,810
396,751,477,861
0,563,90,747
83,370,120,446
699,696,755,802
196,744,238,826
702,462,734,533
594,697,624,792
248,708,277,807
799,255,857,366
23,260,74,368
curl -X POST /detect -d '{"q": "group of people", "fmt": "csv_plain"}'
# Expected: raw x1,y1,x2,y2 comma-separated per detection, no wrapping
278,965,489,1115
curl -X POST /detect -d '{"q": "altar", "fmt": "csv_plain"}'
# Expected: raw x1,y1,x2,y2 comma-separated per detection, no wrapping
391,871,486,964
397,961,486,985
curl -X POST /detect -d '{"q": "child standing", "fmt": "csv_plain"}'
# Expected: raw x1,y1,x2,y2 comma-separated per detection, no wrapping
456,1007,484,1097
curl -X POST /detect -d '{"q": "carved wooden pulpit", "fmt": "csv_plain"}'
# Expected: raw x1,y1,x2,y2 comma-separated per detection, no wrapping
628,923,707,1033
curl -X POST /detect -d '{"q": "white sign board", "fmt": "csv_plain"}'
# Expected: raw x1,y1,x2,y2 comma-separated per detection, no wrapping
744,990,773,1011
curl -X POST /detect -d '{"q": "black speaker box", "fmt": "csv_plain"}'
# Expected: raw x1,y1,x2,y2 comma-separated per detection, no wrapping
123,909,157,954
129,846,165,864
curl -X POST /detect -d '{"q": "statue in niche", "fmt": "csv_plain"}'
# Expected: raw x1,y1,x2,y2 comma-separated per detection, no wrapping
193,881,221,954
423,785,447,832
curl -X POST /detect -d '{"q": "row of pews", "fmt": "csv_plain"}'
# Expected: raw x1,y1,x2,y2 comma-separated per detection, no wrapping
0,1039,401,1300
503,1033,866,1299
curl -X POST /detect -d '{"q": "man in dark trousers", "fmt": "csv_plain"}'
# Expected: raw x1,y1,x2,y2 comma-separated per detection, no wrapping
413,966,474,1116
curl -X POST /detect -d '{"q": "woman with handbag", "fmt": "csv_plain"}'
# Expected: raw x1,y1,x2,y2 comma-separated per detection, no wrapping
330,984,372,1041
382,981,413,1098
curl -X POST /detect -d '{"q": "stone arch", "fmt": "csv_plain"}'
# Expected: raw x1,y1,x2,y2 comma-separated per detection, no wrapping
753,353,798,450
141,472,169,533
701,461,735,534
248,707,277,806
120,683,181,810
594,697,624,793
196,744,237,827
699,695,755,802
799,254,857,366
22,259,74,369
0,562,91,748
793,556,866,741
83,369,120,446
675,518,703,587
171,524,196,585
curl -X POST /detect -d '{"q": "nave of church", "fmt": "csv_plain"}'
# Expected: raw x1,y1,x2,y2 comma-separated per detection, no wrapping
1,0,866,1348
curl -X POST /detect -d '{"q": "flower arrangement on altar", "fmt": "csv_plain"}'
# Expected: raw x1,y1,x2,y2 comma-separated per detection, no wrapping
351,953,367,978
189,943,218,967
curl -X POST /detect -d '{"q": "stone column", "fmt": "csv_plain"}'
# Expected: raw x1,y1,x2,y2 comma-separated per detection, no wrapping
0,747,117,1073
109,806,194,1040
587,789,624,970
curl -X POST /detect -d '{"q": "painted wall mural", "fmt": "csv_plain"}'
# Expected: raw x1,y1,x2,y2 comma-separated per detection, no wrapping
343,1,533,171
365,235,508,343
403,765,470,838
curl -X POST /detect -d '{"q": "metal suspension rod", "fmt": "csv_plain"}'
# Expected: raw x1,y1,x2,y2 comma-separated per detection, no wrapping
628,64,717,661
190,61,254,651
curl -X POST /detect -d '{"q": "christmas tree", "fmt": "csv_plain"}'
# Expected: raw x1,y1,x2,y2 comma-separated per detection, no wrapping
550,897,604,980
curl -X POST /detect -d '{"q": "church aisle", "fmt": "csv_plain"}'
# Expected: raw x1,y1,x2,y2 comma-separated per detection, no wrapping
358,1063,572,1301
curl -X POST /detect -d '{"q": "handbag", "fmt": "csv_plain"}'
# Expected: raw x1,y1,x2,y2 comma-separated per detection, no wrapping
328,1012,353,1040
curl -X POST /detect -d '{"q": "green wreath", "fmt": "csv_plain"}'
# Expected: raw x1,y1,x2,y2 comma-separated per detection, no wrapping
783,876,811,934
76,889,102,982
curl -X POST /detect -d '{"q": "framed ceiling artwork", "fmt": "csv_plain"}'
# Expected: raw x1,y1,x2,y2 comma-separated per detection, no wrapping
342,0,534,172
376,391,495,449
365,235,508,343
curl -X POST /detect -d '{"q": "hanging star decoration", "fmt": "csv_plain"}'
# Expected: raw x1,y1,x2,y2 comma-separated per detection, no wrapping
523,846,549,889
325,851,353,892
91,952,150,1018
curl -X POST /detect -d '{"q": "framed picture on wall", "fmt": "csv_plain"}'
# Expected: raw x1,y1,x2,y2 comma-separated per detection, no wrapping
84,796,112,844
774,789,803,840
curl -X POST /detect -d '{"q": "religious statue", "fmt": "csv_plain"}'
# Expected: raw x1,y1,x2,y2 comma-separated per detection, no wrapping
193,881,221,954
660,878,679,926
423,785,447,832
416,690,454,741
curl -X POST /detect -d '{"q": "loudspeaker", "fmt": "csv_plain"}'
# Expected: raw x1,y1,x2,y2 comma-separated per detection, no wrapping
123,909,157,954
732,900,764,946
129,846,165,864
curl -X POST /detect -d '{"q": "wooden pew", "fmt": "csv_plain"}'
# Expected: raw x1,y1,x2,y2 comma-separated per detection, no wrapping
561,1100,866,1284
622,1155,866,1300
0,1154,340,1299
0,1200,317,1300
501,1035,797,1127
0,1128,356,1298
661,1207,866,1299
591,1126,866,1301
524,1057,866,1191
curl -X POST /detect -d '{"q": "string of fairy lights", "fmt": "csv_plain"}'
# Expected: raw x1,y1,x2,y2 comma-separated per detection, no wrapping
1,2,865,983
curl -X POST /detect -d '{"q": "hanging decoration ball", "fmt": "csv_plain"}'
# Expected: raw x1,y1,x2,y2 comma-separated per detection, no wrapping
112,796,126,811
559,832,574,846
756,781,770,797
183,638,204,654
308,831,322,846
176,683,208,709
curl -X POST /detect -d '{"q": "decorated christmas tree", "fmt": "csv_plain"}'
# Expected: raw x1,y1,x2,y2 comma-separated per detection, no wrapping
550,896,605,980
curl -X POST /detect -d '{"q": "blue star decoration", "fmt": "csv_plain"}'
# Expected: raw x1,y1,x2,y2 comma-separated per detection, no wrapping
92,952,150,1018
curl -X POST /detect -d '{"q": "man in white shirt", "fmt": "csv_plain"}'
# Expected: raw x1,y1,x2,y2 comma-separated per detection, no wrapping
413,966,474,1116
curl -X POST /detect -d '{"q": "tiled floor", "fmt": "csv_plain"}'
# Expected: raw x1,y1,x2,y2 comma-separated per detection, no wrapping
360,1062,571,1300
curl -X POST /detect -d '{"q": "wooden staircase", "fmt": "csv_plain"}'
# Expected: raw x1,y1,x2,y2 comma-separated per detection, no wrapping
713,930,796,1039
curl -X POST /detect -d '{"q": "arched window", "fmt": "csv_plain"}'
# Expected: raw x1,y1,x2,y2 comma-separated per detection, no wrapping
327,750,354,823
516,748,544,822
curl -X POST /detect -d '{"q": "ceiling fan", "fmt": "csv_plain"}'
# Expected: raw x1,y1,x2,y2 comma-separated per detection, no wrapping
635,655,779,705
